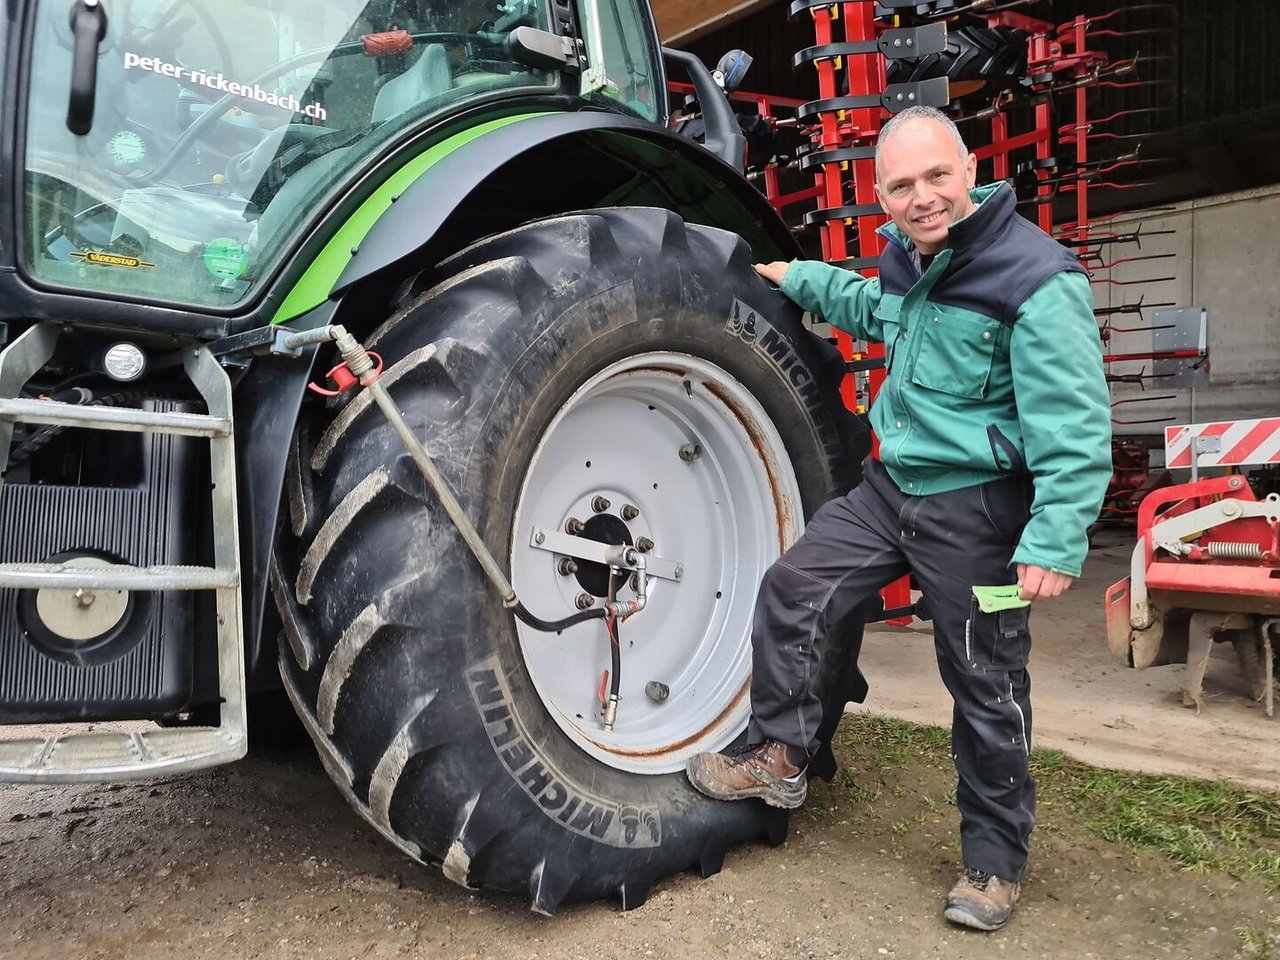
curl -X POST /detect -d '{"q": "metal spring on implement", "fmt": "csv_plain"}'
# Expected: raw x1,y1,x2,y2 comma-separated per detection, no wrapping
1206,541,1263,560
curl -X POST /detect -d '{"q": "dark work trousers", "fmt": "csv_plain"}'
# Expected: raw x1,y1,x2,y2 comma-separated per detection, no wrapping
747,458,1036,882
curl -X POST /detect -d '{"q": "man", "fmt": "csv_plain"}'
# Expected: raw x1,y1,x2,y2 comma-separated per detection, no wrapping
686,106,1112,932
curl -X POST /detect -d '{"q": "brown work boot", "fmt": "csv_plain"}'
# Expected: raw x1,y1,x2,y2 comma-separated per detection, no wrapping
685,740,807,809
944,867,1021,931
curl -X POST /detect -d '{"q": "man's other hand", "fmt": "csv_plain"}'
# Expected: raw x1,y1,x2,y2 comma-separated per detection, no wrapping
754,261,792,285
1016,564,1074,601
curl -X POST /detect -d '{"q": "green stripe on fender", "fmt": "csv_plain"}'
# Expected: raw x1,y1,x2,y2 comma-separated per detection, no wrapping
271,112,548,325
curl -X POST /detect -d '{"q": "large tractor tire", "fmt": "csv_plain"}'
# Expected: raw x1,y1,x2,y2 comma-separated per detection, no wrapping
272,207,870,912
886,25,1028,101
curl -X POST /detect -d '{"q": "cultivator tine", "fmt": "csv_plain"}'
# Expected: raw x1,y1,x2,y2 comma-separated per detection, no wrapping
1090,274,1176,287
1100,77,1173,92
1080,252,1176,271
923,0,1047,22
1106,369,1180,387
1087,28,1176,41
1098,318,1177,336
1059,107,1169,144
1109,395,1179,426
1059,226,1178,249
1061,180,1159,194
1058,208,1176,235
1057,4,1176,33
1094,300,1177,319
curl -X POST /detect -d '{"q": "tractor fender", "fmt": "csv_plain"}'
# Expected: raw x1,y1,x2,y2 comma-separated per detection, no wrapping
234,301,333,688
329,110,800,303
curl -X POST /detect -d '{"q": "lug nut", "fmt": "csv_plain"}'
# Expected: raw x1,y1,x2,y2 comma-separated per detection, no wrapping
635,537,654,553
565,517,585,535
645,681,670,703
574,592,595,610
620,504,639,521
558,558,579,576
678,442,702,462
591,495,611,513
628,573,640,592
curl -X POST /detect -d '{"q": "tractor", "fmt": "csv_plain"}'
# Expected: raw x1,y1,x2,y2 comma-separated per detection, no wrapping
0,0,871,912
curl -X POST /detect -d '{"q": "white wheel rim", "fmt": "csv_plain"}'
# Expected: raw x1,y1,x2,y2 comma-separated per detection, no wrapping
511,352,802,774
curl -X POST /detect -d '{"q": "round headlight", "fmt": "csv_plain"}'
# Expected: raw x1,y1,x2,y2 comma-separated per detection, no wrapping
103,342,147,382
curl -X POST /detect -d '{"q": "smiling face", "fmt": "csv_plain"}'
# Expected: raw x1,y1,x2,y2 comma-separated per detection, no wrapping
875,117,979,255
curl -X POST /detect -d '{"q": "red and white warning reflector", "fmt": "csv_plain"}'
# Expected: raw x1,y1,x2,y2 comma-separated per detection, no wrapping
1165,417,1280,469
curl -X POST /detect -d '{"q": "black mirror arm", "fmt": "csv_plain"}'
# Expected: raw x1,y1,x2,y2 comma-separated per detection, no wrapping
662,47,745,172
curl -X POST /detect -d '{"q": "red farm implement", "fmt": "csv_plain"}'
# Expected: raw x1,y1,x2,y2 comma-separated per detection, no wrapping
1105,418,1280,717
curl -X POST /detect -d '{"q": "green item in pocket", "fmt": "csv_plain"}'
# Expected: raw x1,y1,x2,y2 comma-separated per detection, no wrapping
972,584,1031,613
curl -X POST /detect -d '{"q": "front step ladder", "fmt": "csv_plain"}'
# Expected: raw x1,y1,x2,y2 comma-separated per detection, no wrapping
0,323,247,781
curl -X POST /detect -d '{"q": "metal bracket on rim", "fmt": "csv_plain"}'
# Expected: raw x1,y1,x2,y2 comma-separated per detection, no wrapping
530,528,684,583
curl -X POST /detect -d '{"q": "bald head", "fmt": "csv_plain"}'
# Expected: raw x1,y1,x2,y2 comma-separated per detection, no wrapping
875,106,969,184
872,106,978,255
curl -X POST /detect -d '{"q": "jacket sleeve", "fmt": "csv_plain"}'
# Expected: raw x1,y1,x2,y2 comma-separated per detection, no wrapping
1009,270,1112,577
779,260,885,342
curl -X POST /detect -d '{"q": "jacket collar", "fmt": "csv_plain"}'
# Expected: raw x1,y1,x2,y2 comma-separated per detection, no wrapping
876,181,1012,255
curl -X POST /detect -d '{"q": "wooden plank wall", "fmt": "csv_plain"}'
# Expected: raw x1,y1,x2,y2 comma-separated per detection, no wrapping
651,0,775,43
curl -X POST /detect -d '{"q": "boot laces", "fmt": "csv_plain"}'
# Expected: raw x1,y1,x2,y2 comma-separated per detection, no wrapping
962,867,995,892
725,741,776,767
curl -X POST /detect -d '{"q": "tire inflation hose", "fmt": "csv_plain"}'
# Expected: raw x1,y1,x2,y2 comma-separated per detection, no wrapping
511,603,607,633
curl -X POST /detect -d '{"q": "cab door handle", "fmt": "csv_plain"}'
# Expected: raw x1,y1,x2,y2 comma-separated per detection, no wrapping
66,0,109,135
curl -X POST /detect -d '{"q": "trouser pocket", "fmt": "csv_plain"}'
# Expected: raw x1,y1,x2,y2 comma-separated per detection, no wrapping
966,600,1031,670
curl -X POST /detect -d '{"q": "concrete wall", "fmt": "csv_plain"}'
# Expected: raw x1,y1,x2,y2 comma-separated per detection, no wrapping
1100,184,1280,440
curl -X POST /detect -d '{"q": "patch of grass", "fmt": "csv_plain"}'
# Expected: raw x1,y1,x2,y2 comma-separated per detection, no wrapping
827,714,1280,889
1237,924,1280,959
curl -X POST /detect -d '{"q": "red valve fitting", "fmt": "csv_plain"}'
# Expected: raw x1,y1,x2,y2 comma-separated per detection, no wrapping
308,351,383,397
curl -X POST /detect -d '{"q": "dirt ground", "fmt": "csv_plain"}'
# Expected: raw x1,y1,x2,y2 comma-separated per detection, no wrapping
2,535,1277,960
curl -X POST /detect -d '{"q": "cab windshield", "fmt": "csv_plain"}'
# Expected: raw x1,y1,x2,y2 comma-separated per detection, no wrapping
23,0,554,308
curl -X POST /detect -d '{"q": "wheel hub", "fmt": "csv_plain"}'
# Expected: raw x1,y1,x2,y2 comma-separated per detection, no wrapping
511,353,802,774
573,511,635,597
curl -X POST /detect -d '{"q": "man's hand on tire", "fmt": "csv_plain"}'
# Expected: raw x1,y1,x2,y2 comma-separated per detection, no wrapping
754,261,792,286
1016,564,1073,601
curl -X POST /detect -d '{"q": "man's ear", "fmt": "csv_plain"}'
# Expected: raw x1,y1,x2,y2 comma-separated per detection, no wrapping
965,152,978,189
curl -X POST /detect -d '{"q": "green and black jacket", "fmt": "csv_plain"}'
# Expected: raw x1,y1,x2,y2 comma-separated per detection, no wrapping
780,182,1112,577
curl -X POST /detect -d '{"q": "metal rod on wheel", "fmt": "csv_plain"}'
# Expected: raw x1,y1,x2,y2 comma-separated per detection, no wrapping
326,325,520,606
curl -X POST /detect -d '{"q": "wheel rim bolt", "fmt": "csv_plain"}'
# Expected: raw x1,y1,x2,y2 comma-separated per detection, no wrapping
678,442,702,462
565,517,585,535
558,558,579,576
574,592,595,610
636,537,654,553
591,495,611,513
620,504,639,521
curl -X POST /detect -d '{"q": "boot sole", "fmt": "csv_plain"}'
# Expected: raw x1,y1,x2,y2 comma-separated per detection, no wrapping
943,904,1012,932
685,768,807,809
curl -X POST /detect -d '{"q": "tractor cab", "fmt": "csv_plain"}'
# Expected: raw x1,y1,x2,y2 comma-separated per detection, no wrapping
14,0,662,310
